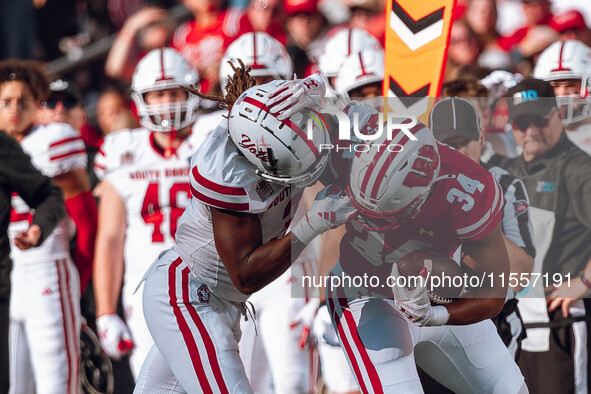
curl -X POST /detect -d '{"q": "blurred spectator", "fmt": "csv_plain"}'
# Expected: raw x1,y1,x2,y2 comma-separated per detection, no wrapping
496,0,526,36
464,0,513,70
172,0,253,94
236,0,287,44
515,25,559,75
96,88,139,137
105,6,171,83
551,9,591,47
342,0,385,44
498,0,558,52
284,0,328,77
465,0,498,50
444,20,482,82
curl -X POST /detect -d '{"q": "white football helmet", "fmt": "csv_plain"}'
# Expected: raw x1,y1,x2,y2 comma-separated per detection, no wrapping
347,121,440,231
228,81,330,187
131,48,200,132
219,32,293,93
533,40,591,126
335,48,384,97
317,28,383,94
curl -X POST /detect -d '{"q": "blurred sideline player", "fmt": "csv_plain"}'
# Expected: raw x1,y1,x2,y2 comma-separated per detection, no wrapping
534,39,591,155
320,102,527,392
133,69,355,392
313,47,385,394
0,59,97,394
92,47,215,378
316,28,382,96
431,97,535,359
220,32,320,394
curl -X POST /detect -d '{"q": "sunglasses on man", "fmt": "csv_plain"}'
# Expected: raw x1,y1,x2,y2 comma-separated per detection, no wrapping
41,98,79,110
511,108,557,131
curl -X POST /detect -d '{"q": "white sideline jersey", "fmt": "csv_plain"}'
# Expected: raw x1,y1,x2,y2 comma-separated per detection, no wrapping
8,123,86,264
174,123,299,303
94,111,224,179
104,128,207,286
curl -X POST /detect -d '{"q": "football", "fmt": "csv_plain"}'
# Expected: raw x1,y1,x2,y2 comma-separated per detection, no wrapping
396,249,465,304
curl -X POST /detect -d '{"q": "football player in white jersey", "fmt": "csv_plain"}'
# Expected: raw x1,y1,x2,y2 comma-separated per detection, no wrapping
220,32,321,394
316,28,383,96
534,40,591,155
133,69,357,393
0,59,97,394
92,47,220,379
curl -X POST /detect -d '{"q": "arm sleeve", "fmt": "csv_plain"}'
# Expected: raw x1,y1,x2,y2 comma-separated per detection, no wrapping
5,137,65,244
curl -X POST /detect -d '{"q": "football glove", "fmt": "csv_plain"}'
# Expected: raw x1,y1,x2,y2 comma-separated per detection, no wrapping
392,264,450,327
291,185,357,245
267,74,326,120
96,314,135,359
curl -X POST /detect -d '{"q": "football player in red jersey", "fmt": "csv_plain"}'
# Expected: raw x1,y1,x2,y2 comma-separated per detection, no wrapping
320,102,528,393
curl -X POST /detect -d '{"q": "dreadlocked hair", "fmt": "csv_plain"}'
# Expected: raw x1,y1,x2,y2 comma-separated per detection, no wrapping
181,59,255,112
0,59,50,101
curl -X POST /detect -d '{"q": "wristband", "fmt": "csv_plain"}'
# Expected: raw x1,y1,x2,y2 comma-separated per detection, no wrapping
424,305,450,327
579,271,591,289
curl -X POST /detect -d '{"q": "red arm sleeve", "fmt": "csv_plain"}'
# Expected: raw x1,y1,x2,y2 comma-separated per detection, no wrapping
66,191,98,292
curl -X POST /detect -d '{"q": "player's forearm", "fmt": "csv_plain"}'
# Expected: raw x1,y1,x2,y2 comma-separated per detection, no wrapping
445,292,505,325
234,234,307,295
93,235,125,316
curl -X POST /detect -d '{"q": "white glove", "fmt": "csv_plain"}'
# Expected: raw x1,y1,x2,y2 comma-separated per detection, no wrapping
480,70,523,98
291,185,357,245
267,74,326,120
290,298,320,349
392,264,450,327
96,314,135,359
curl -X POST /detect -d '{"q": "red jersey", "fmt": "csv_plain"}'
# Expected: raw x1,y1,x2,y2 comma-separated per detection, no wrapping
172,8,253,92
340,142,503,292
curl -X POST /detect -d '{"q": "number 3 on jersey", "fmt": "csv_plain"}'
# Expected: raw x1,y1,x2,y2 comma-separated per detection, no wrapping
141,182,191,242
447,174,484,211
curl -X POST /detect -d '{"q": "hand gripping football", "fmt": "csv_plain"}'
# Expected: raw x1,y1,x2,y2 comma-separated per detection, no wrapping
396,249,465,304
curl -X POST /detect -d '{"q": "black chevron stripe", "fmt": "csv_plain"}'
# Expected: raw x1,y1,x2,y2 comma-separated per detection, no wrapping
391,0,444,34
389,78,430,106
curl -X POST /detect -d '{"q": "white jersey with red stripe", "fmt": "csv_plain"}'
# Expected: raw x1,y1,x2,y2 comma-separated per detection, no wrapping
173,122,298,303
8,123,86,264
340,143,503,290
94,115,220,179
105,151,195,288
102,125,210,376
